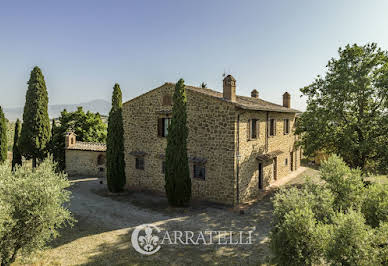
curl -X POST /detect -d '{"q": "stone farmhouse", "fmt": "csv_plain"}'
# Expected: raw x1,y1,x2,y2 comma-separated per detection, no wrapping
122,75,302,206
65,132,107,178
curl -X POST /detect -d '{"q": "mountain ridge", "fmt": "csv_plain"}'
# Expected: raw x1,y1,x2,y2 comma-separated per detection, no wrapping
4,99,110,121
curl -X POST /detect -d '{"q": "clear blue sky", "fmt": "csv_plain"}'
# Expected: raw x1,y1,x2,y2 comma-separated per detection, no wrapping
1,0,388,111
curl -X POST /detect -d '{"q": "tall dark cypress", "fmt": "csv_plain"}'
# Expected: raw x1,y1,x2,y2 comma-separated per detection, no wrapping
106,83,126,192
19,66,51,167
12,119,22,169
0,106,7,163
165,79,191,206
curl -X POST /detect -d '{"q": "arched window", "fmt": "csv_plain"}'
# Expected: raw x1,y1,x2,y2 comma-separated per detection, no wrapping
97,154,105,165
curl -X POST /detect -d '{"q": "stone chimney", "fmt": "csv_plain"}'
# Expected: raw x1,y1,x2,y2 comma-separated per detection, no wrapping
223,75,236,102
283,92,291,108
65,132,76,148
251,89,259,98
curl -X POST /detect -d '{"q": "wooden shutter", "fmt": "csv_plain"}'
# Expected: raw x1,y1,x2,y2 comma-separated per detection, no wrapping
157,118,163,137
274,119,277,136
247,119,251,140
257,120,260,138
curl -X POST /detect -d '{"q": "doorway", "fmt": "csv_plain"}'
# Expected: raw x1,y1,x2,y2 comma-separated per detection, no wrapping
290,152,294,171
258,162,263,190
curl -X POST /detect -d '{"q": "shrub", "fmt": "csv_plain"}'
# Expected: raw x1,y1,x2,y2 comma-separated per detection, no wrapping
272,180,335,225
271,206,329,265
325,210,379,266
271,154,387,265
320,154,365,211
0,158,74,266
375,222,388,265
362,183,388,228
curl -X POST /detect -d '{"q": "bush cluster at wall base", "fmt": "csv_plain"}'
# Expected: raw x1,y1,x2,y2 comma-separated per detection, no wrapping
270,154,388,265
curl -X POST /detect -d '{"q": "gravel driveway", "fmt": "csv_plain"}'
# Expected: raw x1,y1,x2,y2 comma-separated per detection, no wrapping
59,177,274,265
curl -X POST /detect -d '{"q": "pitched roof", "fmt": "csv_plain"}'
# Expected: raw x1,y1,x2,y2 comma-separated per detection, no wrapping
67,142,106,152
183,84,301,113
123,82,301,113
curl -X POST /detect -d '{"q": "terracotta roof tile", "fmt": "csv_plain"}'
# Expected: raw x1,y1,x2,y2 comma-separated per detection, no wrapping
172,83,301,113
67,142,106,152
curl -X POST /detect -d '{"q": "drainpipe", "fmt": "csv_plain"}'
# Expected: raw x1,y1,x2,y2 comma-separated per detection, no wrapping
236,113,240,206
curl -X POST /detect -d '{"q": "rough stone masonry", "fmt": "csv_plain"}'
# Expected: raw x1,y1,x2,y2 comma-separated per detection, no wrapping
122,75,301,206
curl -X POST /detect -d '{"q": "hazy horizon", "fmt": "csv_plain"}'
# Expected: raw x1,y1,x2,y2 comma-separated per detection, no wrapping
2,0,388,111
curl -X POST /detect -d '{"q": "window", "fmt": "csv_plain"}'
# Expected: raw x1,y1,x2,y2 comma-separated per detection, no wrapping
158,117,171,137
99,167,104,172
162,94,172,106
162,161,166,174
249,119,258,139
284,119,290,135
269,119,276,136
97,154,105,165
193,164,206,180
135,157,144,170
285,158,288,166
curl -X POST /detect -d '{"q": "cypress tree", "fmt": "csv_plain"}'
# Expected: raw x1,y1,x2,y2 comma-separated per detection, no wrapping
12,119,22,169
106,83,126,192
165,78,191,207
19,66,51,168
0,106,7,163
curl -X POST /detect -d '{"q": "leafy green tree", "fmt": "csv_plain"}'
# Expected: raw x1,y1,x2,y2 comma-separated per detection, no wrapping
165,79,191,207
51,107,107,171
19,66,51,168
106,83,126,192
326,210,379,266
296,43,388,172
0,158,74,266
0,106,7,163
11,119,22,170
320,155,365,211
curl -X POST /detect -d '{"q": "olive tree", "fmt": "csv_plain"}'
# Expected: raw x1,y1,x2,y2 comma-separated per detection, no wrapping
0,159,74,266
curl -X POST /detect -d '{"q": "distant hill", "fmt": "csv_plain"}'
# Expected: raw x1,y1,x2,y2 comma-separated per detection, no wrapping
4,99,110,121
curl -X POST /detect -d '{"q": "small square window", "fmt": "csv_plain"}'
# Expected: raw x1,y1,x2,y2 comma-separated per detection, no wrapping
135,157,144,170
193,164,206,180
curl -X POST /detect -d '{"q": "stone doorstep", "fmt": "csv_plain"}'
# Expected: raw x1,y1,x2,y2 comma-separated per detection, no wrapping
234,167,308,212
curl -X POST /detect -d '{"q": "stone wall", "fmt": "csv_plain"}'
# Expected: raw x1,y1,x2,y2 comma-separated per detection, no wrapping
65,150,106,178
122,84,237,205
122,83,301,205
237,110,300,202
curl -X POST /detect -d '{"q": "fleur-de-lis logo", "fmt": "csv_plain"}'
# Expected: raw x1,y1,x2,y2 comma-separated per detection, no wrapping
138,226,159,251
131,224,161,255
